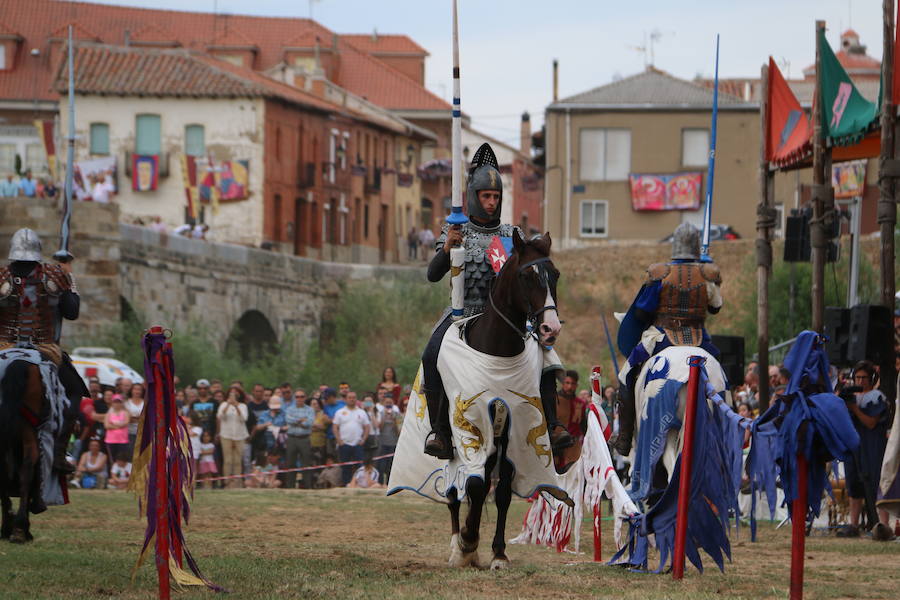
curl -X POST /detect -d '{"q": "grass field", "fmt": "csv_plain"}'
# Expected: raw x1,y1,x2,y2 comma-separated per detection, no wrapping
2,488,899,600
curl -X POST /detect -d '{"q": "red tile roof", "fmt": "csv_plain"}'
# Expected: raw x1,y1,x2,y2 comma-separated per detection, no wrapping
0,0,443,112
0,19,23,40
52,43,414,136
128,23,180,46
341,34,428,56
206,27,258,51
336,38,448,111
49,21,101,41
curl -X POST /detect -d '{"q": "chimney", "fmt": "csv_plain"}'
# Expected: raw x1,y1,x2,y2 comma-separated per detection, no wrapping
552,59,558,103
520,112,532,157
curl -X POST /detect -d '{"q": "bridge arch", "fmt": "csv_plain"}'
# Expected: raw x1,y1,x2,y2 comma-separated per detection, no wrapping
226,310,278,360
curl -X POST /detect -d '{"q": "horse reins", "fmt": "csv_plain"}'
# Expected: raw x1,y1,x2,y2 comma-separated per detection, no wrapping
486,256,560,341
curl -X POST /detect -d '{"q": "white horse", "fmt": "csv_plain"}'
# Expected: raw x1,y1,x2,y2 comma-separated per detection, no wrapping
628,345,728,506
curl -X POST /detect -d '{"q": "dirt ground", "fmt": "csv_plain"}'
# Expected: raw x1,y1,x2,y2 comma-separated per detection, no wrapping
3,488,899,599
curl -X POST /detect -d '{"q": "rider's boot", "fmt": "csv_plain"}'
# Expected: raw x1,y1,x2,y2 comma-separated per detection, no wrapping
611,381,636,456
424,387,454,460
540,371,573,451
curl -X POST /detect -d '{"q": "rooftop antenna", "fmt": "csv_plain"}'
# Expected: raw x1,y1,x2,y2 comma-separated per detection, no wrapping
308,0,322,20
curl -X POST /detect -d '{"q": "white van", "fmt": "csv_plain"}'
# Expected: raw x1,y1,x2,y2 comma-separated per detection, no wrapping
69,347,144,389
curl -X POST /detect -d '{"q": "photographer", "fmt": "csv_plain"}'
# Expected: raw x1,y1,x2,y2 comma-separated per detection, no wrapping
836,361,892,539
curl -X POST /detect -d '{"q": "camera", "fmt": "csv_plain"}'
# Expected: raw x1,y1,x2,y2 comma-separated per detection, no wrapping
838,385,863,404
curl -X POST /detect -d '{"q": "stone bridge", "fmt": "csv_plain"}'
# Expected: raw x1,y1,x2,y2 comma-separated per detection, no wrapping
0,197,423,354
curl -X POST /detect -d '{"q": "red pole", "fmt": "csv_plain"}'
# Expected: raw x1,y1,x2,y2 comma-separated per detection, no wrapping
150,327,171,600
672,355,704,580
790,454,809,600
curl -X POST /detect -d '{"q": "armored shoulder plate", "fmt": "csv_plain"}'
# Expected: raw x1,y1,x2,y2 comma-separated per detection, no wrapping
699,263,722,285
0,267,11,300
647,263,671,282
42,263,73,296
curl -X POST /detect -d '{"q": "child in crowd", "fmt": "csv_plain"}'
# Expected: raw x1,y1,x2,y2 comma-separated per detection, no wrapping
315,457,343,489
108,452,133,490
247,452,282,488
197,431,218,488
186,412,203,478
348,457,383,489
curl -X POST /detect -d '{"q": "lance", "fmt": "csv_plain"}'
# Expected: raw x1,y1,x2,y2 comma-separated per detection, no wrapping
447,0,469,320
601,311,620,376
54,25,75,264
699,34,720,263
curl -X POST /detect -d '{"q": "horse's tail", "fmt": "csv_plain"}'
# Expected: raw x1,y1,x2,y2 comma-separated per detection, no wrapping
0,360,32,445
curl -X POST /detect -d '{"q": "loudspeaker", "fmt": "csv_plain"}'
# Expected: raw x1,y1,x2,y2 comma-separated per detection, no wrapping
711,335,745,388
784,213,810,263
847,304,892,364
824,307,851,366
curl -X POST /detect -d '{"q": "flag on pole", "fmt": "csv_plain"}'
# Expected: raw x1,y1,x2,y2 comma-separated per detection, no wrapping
180,154,198,220
33,120,58,180
766,57,813,167
818,29,879,146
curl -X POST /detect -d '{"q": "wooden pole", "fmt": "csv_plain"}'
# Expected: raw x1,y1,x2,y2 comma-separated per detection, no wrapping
879,0,898,402
789,454,809,600
757,62,772,412
811,20,827,333
672,356,703,580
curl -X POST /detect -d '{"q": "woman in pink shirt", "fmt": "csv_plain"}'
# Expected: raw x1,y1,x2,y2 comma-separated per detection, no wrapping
104,395,130,462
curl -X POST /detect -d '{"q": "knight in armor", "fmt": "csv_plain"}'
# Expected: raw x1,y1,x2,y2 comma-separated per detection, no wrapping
421,143,571,459
612,223,723,457
0,228,86,474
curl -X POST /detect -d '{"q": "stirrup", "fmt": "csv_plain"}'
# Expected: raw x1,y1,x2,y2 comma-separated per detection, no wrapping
424,430,454,460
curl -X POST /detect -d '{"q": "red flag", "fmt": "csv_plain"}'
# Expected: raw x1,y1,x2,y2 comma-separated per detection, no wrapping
487,235,509,273
766,57,813,167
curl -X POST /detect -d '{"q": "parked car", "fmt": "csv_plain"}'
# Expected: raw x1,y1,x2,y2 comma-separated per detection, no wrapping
659,224,741,244
70,347,144,389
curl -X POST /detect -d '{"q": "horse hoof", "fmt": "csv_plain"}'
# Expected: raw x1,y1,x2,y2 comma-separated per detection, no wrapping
490,556,510,570
449,535,481,568
9,528,31,544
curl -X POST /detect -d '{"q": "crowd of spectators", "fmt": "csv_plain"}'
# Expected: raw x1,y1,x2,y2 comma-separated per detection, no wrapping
67,367,408,491
0,171,58,199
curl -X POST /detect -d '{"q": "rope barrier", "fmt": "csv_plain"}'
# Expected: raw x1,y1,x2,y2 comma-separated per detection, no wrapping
200,452,396,483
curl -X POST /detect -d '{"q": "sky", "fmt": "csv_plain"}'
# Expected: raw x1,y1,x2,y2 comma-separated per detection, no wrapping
87,0,885,149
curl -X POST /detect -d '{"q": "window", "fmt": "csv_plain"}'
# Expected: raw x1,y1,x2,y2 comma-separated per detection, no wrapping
580,200,608,237
90,123,110,155
135,114,161,155
0,143,15,172
275,126,282,162
185,125,205,157
217,54,244,67
25,143,46,173
579,129,630,181
364,202,370,239
682,128,710,167
0,45,6,70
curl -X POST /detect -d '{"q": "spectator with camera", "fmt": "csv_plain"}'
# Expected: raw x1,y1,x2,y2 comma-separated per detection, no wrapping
836,360,892,540
333,391,371,485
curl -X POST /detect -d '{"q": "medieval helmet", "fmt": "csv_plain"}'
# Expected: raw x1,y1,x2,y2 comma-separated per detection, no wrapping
8,228,43,262
671,222,700,260
466,143,503,223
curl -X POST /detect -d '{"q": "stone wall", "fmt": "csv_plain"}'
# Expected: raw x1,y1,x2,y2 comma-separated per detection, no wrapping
0,197,120,346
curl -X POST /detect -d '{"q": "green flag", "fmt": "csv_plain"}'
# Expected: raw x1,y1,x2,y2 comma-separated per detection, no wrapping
818,29,879,146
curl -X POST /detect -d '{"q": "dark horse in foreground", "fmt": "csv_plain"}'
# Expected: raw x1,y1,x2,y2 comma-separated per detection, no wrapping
0,360,48,543
443,231,567,569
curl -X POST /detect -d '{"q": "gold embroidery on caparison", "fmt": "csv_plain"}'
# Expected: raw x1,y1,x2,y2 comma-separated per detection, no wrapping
412,369,426,421
450,265,462,277
454,390,487,460
507,389,552,467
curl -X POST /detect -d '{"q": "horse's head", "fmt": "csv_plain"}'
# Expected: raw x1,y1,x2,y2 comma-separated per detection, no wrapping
497,230,562,346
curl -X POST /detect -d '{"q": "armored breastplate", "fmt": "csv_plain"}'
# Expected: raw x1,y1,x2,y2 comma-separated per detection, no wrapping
0,263,67,347
648,262,718,346
438,222,516,317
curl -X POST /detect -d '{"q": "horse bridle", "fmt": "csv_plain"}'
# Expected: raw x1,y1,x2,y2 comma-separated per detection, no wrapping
487,255,560,341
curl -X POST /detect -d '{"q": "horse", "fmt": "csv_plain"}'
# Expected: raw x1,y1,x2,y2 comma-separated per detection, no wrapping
387,230,566,570
628,344,728,507
0,359,49,543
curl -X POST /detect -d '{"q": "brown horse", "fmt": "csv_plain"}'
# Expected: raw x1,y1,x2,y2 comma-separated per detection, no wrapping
0,360,47,543
446,231,563,569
